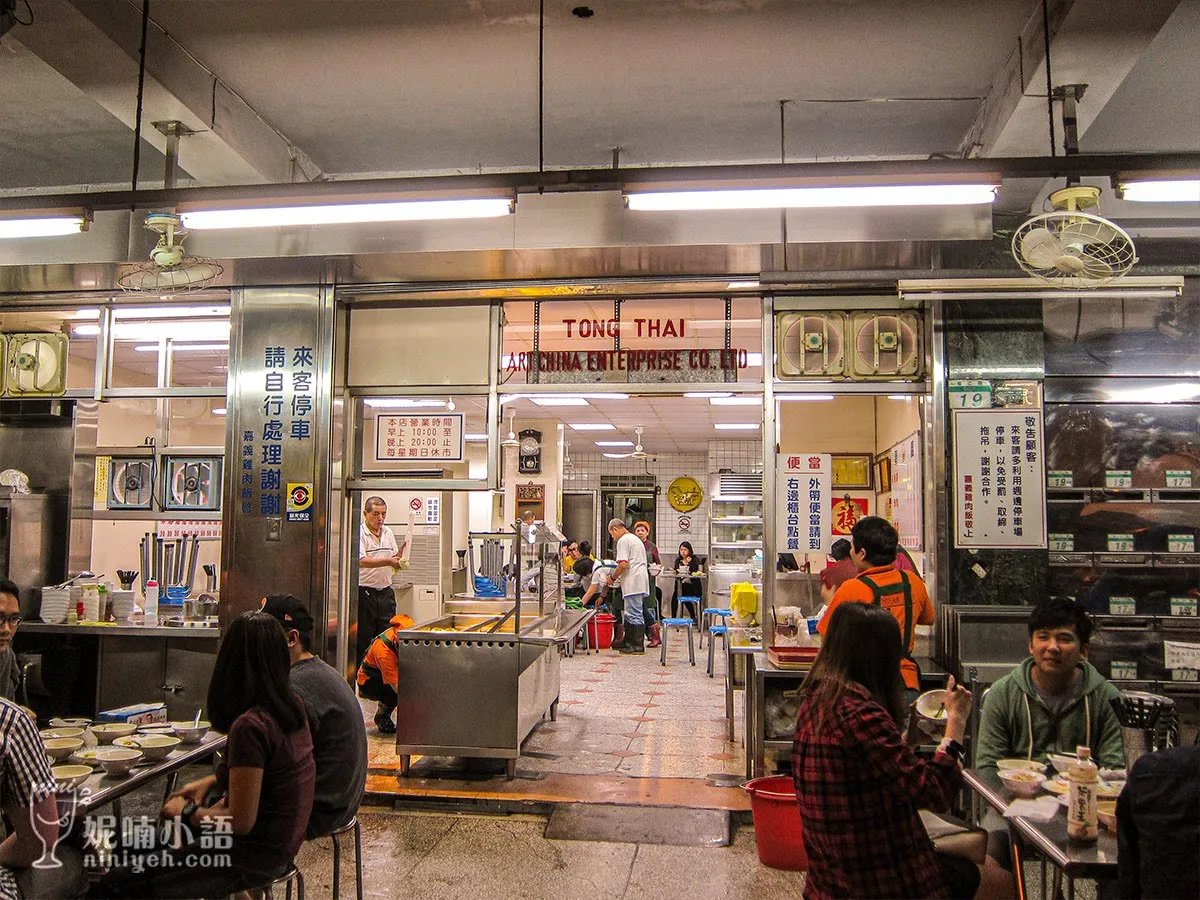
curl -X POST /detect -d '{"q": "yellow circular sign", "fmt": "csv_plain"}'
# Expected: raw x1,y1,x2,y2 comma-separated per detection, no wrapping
667,476,703,512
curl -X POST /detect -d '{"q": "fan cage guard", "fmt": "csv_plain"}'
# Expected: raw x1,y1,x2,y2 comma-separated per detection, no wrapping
1011,211,1137,289
117,258,225,293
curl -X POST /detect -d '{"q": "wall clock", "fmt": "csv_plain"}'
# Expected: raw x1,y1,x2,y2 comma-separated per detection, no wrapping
518,428,542,475
667,475,703,512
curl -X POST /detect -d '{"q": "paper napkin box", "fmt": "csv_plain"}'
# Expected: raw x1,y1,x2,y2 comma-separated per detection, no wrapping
96,702,168,725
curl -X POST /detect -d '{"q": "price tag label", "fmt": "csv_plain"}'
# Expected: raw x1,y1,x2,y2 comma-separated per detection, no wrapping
1047,470,1074,488
1171,668,1199,683
1109,596,1138,616
1049,534,1075,552
1111,660,1138,680
1107,533,1135,553
1165,470,1194,488
1105,470,1133,489
1170,597,1198,617
1167,534,1196,554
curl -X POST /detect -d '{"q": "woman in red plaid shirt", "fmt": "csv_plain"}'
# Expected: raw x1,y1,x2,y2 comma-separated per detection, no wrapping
792,603,1012,899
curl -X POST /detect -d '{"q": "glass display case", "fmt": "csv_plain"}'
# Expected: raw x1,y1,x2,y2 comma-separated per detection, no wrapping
709,474,764,568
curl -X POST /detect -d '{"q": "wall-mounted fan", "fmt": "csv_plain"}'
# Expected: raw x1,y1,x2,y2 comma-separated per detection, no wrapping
777,312,847,378
4,332,69,397
117,213,224,293
1012,186,1137,288
164,456,222,511
108,458,154,510
602,426,647,460
848,312,922,379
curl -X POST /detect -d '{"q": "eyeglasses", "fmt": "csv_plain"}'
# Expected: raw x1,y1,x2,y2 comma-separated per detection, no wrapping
0,615,22,628
568,546,579,553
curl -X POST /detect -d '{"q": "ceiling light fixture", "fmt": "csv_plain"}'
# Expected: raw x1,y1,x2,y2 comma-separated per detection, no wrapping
363,398,446,408
625,177,999,211
530,397,589,407
684,391,732,399
134,342,229,352
464,433,489,442
778,394,836,401
211,407,227,416
179,194,515,230
595,440,634,447
569,423,616,431
71,324,101,336
709,396,761,406
714,423,760,430
0,214,90,239
1117,178,1200,203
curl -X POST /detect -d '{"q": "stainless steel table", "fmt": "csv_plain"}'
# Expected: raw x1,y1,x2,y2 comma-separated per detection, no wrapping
68,732,228,815
964,768,1117,900
723,627,763,743
747,654,807,778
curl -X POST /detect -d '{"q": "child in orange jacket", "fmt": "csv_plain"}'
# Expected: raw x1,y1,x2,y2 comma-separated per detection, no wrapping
356,613,414,734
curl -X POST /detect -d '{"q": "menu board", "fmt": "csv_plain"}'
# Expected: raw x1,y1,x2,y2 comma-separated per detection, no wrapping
778,453,832,554
953,409,1047,549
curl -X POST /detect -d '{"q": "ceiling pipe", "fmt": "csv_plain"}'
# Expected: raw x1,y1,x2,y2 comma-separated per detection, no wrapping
3,153,1200,215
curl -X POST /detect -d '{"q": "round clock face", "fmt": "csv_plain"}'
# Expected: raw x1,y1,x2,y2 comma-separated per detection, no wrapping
520,436,540,454
667,476,703,512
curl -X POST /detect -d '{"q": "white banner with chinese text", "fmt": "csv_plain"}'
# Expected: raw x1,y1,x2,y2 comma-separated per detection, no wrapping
778,453,832,555
952,409,1046,549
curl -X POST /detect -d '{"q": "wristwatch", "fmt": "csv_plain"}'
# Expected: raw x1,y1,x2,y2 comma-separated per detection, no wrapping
938,738,965,763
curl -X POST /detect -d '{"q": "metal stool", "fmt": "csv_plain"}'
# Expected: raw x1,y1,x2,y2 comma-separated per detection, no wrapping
329,816,363,900
660,617,695,666
706,624,727,677
700,607,732,648
253,862,305,900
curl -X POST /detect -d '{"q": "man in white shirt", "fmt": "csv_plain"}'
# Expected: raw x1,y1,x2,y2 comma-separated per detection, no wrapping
358,497,406,730
606,518,650,654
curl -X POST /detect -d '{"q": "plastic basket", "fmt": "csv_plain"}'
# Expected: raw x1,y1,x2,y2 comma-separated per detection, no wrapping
745,775,808,871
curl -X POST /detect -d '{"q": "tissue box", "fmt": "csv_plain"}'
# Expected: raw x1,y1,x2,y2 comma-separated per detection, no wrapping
96,702,167,725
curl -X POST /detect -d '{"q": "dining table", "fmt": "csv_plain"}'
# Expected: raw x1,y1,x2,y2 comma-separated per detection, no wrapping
963,767,1118,900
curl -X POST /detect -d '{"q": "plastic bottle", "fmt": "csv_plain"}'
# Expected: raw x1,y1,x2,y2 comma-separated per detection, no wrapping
144,580,159,626
1066,745,1099,844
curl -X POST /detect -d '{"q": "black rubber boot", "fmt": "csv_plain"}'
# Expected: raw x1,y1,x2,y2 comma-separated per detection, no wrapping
612,620,626,650
619,624,645,654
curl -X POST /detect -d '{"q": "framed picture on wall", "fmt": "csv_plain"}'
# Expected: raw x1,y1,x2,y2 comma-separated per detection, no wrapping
875,457,892,492
831,454,873,489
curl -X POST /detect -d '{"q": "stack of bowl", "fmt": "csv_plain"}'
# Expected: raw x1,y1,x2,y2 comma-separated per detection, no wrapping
39,587,73,624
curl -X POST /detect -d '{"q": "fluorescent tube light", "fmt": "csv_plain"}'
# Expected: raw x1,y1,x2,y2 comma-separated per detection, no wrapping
714,423,760,430
113,321,231,342
113,305,230,319
464,433,489,442
747,352,764,367
727,280,760,289
364,398,446,408
530,397,589,407
73,309,101,320
72,324,101,336
603,453,630,459
709,396,761,406
0,216,88,239
135,342,229,352
626,183,997,211
887,394,914,400
684,391,732,399
779,394,835,401
595,440,634,447
180,197,514,230
211,407,227,416
569,423,616,431
1119,179,1200,203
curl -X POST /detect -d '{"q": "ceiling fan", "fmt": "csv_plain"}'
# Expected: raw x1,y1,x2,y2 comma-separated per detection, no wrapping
602,426,648,460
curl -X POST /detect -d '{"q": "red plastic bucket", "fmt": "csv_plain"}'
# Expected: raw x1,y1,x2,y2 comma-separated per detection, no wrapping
587,613,616,650
745,775,808,871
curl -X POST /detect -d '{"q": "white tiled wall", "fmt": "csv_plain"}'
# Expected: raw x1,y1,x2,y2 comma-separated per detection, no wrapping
708,440,765,474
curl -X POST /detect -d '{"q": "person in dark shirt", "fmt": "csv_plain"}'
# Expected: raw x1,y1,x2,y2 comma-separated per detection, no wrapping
1117,744,1200,900
261,594,368,838
94,612,315,899
818,538,858,603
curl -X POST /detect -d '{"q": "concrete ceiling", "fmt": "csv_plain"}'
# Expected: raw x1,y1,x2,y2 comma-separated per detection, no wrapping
1,0,1198,277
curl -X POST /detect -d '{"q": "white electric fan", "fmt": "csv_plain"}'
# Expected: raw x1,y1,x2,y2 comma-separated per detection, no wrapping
1011,186,1137,288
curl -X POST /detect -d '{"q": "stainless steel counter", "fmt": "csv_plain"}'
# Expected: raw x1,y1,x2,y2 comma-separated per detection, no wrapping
392,603,592,779
21,623,219,638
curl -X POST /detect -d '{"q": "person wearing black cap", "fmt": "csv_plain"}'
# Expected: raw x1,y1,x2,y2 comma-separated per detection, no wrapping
260,595,367,839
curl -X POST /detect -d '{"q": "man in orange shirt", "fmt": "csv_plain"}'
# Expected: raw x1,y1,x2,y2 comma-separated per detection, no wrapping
818,516,933,700
355,613,415,734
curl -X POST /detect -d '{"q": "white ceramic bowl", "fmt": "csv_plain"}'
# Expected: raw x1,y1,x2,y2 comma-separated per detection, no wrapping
1047,753,1077,775
51,764,92,790
114,734,180,761
70,747,104,767
998,769,1047,797
95,747,143,777
49,718,92,729
169,721,211,744
913,690,950,737
40,727,85,740
43,737,84,760
91,723,138,744
995,758,1046,774
137,723,175,735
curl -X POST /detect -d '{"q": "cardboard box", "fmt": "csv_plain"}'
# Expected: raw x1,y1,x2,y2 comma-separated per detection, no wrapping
96,702,168,725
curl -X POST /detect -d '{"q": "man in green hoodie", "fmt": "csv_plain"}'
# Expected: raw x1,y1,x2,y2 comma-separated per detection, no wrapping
975,596,1124,872
976,596,1124,773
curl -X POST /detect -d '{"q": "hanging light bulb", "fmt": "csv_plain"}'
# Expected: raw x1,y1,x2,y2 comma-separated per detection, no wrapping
501,412,519,448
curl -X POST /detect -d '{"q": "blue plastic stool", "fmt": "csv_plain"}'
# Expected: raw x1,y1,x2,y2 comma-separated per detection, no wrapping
676,595,702,624
700,607,732,649
660,617,696,666
706,624,727,677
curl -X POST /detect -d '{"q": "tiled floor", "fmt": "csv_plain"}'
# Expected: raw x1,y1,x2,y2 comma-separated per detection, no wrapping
363,631,749,801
